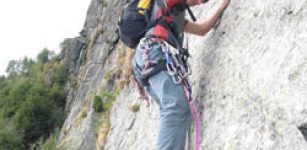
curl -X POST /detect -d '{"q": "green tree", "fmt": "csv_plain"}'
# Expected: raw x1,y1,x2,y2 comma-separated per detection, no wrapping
5,57,35,77
52,62,68,85
36,128,64,150
20,57,35,75
60,38,72,53
13,95,56,147
0,126,24,150
49,83,67,107
0,41,69,148
37,48,51,64
4,78,31,118
6,60,20,76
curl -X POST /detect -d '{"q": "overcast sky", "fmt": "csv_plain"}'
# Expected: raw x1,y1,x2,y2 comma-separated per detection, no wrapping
0,0,92,75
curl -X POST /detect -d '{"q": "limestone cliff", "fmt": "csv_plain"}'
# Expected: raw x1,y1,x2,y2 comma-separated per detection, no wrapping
58,0,307,150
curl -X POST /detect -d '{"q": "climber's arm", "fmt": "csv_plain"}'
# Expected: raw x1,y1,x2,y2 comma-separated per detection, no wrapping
184,0,230,36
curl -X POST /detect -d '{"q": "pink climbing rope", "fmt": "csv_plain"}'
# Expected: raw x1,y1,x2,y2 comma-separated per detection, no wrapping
183,83,201,150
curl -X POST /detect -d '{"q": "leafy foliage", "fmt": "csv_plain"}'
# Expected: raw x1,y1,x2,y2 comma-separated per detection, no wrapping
101,91,117,111
93,96,103,112
35,128,64,150
0,48,69,149
0,127,24,150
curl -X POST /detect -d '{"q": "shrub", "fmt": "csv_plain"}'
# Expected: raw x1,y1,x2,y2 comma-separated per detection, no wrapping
93,96,103,112
0,127,24,150
101,91,117,111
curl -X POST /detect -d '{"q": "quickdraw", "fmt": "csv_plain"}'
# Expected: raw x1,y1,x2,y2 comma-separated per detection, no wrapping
161,42,192,84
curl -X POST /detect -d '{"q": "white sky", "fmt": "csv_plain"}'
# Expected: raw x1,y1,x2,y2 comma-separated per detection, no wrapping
0,0,92,75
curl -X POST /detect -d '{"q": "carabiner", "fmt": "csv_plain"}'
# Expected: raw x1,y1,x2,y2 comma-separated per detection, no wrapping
166,63,176,76
172,75,182,84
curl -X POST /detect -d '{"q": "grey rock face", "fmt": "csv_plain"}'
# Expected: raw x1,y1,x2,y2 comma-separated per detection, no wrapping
67,37,88,74
59,0,307,150
58,0,125,149
107,1,307,150
188,0,307,149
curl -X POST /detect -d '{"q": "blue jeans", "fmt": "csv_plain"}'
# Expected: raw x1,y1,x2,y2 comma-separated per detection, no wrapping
132,39,192,150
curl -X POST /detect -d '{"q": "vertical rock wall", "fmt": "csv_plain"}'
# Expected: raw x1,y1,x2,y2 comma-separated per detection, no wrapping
59,0,307,149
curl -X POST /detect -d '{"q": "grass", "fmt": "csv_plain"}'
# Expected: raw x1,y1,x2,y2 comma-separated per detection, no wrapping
96,113,110,150
95,91,116,150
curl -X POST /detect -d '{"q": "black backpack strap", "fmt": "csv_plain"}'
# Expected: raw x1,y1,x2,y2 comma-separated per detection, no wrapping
186,5,196,21
143,0,156,23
